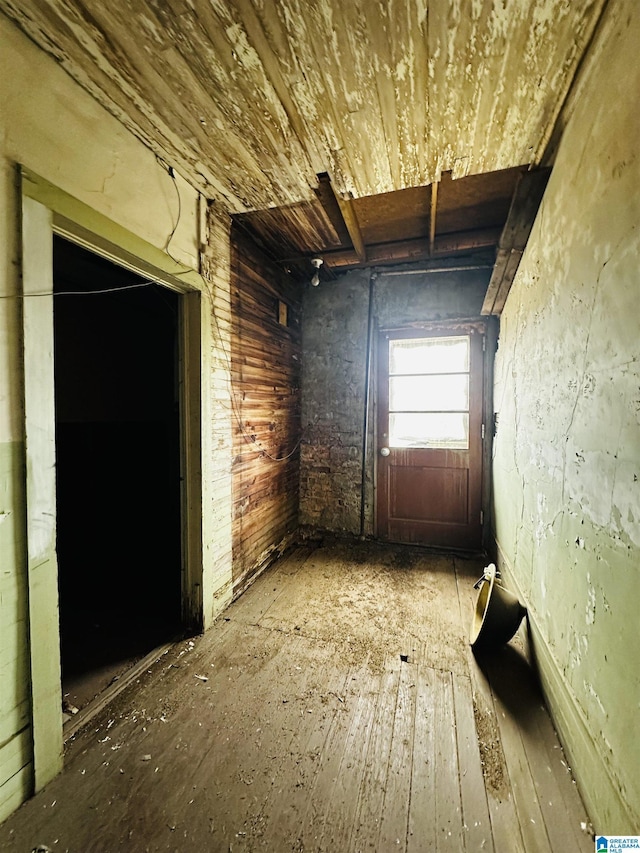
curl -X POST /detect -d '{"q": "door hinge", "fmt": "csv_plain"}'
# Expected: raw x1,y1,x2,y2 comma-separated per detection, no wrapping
482,336,486,352
480,510,484,524
481,423,485,440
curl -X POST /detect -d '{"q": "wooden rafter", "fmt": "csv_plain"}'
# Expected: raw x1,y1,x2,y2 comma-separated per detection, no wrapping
322,226,502,271
481,168,552,315
331,185,367,263
429,180,439,256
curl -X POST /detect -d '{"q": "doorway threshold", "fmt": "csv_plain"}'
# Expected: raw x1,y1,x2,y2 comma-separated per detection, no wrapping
63,640,176,742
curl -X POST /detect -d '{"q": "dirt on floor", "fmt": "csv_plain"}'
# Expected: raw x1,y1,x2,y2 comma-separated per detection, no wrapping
0,540,592,853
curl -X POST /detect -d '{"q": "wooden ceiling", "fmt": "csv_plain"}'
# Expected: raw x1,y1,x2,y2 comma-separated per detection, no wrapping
233,166,527,276
2,0,607,286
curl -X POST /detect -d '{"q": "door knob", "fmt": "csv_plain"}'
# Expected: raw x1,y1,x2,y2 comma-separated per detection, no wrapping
380,447,390,457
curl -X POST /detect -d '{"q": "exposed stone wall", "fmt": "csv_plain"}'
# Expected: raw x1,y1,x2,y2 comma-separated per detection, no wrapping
300,270,370,533
300,261,491,534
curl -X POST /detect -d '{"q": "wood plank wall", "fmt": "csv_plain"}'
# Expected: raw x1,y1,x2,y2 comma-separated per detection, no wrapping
230,226,302,593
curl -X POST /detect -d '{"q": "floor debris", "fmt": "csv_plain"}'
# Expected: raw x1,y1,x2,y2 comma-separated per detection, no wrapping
0,543,594,853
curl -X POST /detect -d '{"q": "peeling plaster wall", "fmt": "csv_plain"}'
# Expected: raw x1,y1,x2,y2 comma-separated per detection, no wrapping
0,13,233,819
492,0,640,830
300,263,491,534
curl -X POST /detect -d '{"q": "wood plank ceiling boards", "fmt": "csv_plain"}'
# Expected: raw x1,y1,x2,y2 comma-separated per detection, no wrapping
1,0,609,302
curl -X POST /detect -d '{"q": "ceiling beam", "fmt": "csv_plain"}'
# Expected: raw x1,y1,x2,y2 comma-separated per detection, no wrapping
331,186,367,263
429,180,439,256
322,226,502,270
313,174,352,246
481,167,552,315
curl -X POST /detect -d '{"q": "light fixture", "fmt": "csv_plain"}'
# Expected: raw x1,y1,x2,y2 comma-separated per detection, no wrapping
310,257,323,286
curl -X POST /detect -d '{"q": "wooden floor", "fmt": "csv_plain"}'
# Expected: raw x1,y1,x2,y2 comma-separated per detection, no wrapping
0,540,594,852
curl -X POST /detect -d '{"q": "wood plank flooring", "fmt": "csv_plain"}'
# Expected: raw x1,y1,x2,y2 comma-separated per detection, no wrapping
0,540,594,852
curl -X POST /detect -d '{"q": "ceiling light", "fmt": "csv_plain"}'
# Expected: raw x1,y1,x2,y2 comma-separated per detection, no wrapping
310,257,323,287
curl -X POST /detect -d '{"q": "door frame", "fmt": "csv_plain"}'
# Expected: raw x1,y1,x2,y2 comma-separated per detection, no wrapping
374,318,495,550
20,168,203,790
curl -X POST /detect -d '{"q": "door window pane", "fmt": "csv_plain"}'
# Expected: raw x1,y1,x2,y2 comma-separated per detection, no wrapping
387,334,471,449
389,336,469,375
389,374,469,412
389,413,469,449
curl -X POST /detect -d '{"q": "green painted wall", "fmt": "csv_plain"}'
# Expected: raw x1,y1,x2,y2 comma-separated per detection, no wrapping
0,441,32,822
492,0,639,831
0,11,234,820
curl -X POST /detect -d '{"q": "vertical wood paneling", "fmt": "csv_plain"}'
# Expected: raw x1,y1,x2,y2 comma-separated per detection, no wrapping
230,226,302,592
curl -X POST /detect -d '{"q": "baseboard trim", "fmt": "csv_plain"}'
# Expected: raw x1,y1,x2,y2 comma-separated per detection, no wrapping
495,538,635,833
63,641,174,743
231,532,300,602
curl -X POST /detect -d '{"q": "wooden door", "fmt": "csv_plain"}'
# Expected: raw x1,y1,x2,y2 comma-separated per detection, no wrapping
376,327,484,550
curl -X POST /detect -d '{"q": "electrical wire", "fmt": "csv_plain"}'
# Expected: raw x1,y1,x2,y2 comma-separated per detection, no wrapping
157,157,305,463
208,290,304,463
1,157,304,463
157,155,186,270
4,280,157,298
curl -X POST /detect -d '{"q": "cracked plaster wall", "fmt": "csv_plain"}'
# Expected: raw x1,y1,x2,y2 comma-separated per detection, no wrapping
492,0,639,831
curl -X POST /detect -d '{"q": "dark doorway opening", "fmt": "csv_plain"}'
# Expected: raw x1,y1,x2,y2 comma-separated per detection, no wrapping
53,236,183,713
